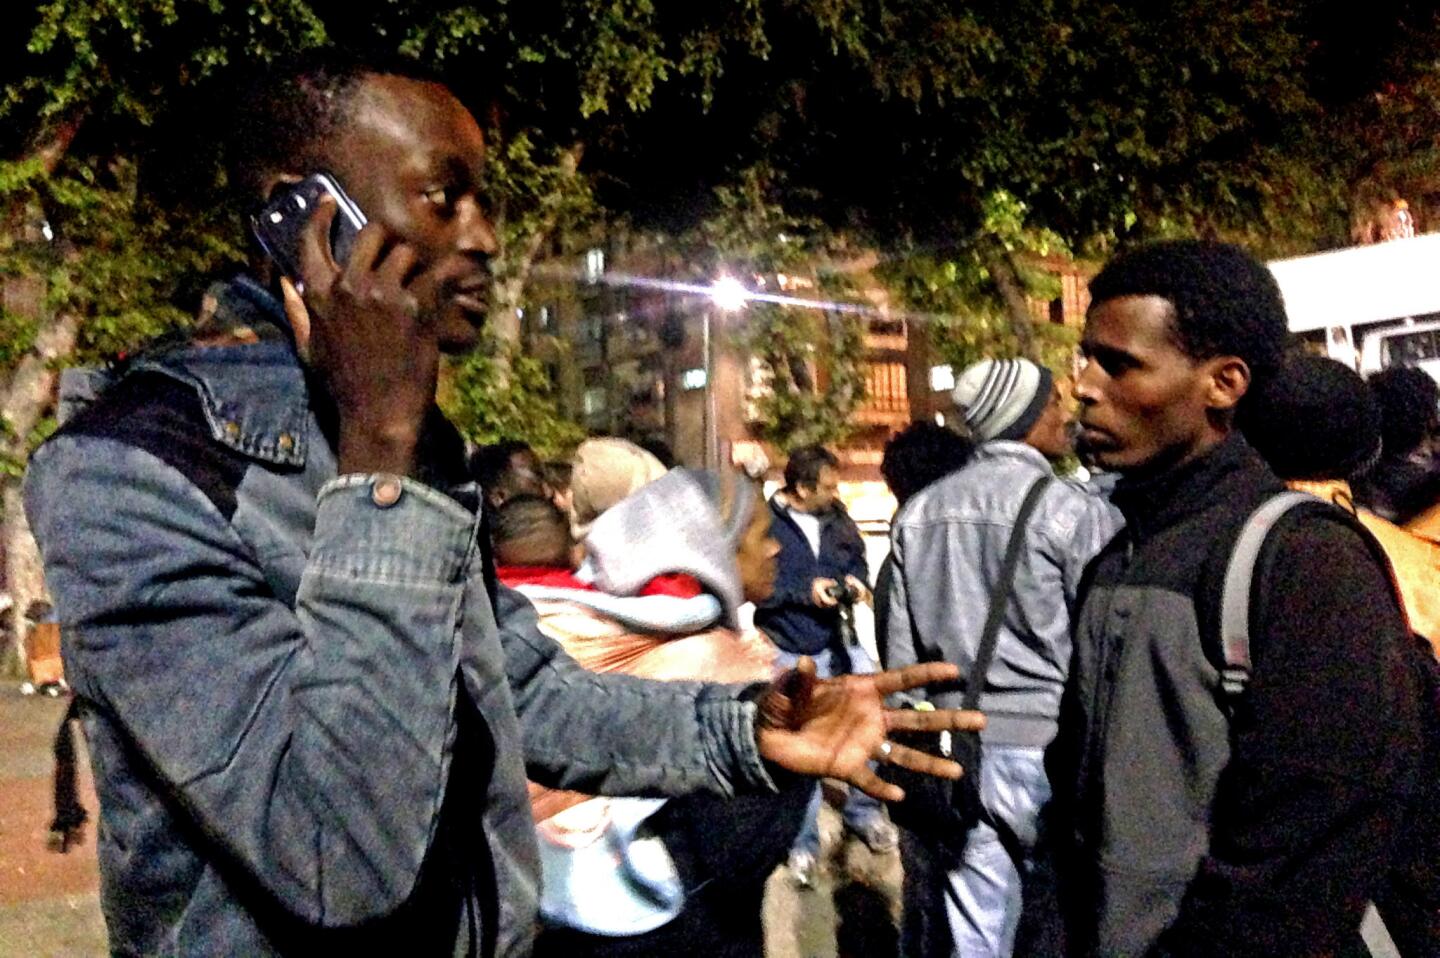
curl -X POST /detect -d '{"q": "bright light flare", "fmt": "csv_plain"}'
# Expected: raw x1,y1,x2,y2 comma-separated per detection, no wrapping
710,276,749,312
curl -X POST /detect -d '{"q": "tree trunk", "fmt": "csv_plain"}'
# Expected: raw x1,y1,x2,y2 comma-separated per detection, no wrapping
0,305,81,674
485,141,586,352
979,236,1038,360
3,111,87,233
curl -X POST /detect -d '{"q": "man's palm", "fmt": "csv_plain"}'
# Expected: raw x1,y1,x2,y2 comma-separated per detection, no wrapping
756,657,985,802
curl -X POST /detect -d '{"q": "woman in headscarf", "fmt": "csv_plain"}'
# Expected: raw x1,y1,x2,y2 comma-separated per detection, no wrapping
506,467,808,958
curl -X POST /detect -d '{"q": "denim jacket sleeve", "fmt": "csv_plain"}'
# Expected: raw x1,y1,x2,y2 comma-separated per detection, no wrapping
25,436,474,928
495,586,777,798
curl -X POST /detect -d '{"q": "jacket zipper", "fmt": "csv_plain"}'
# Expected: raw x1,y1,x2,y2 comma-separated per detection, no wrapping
1076,532,1136,835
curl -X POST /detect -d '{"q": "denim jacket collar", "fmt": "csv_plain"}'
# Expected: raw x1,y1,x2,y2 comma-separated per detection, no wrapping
134,277,312,468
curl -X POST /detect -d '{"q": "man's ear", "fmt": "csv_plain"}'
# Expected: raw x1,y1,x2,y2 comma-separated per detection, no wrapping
1203,356,1251,412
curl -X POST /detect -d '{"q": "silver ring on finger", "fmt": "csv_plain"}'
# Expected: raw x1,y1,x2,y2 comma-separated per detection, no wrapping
877,740,894,761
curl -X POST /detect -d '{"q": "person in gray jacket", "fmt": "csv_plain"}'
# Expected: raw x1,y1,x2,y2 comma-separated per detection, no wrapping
24,58,982,958
884,357,1121,958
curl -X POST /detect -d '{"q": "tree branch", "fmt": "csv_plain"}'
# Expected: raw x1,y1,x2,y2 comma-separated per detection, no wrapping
978,234,1037,360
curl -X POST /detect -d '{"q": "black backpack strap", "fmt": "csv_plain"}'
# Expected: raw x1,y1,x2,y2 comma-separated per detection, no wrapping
963,476,1052,712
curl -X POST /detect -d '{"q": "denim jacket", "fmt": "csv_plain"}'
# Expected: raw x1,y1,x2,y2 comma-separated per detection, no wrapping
883,441,1122,746
24,278,775,957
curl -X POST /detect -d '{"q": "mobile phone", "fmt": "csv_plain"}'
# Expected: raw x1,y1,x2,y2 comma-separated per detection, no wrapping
250,172,367,286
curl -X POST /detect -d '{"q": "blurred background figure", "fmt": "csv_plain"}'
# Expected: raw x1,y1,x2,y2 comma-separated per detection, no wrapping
544,460,575,515
495,468,805,958
754,444,896,888
875,421,976,668
567,437,667,541
21,599,65,697
1247,352,1440,652
1352,366,1440,525
472,439,551,509
875,420,976,957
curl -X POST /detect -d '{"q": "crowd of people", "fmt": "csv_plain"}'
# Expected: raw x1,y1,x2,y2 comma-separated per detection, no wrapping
19,55,1440,958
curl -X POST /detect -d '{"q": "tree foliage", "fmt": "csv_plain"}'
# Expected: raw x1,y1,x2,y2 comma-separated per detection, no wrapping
440,335,584,458
683,166,868,450
3,0,1440,450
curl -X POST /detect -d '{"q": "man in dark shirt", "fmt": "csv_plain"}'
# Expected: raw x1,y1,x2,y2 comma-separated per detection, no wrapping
1054,240,1423,955
755,444,897,883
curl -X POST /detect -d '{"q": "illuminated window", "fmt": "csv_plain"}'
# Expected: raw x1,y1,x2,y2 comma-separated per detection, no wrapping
584,248,605,283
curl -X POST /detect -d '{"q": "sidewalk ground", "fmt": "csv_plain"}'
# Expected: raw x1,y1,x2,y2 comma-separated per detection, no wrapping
0,688,106,957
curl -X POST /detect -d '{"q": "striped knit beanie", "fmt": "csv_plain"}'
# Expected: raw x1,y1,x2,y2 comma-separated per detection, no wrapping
952,358,1054,443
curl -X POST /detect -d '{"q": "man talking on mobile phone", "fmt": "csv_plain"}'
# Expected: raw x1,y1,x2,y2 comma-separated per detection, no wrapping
22,58,985,958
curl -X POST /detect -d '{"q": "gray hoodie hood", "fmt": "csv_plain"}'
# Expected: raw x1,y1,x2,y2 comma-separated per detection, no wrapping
585,469,754,628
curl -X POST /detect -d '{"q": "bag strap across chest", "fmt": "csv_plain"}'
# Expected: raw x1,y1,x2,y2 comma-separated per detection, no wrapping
963,475,1052,711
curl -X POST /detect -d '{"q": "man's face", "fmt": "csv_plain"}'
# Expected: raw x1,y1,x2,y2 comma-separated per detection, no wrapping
795,465,840,513
1074,294,1236,474
1023,385,1075,460
324,75,498,353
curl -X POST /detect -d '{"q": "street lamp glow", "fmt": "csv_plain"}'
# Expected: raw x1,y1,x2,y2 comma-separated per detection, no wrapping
710,276,748,312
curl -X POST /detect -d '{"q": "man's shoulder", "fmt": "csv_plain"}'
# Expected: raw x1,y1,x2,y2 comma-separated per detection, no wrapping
40,370,250,519
902,453,1053,518
1262,498,1389,577
57,369,207,446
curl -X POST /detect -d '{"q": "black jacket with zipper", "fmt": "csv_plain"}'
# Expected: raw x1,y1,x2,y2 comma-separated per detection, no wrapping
1052,433,1423,957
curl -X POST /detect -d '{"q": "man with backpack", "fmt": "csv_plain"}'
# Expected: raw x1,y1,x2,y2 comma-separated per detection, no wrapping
1054,240,1426,955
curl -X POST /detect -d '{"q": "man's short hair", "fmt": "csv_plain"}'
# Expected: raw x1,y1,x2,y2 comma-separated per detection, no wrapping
1087,240,1288,390
1369,366,1440,458
491,495,573,568
784,445,839,491
1245,352,1382,481
544,460,573,494
223,53,442,203
471,440,536,491
881,422,975,506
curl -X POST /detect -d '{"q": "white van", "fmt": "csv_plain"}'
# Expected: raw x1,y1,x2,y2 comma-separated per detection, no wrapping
1269,232,1440,384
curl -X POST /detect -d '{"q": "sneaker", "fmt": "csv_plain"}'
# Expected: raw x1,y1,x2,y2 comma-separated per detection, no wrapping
788,850,817,888
849,817,899,855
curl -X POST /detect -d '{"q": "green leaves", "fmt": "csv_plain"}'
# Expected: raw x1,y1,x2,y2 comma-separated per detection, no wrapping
441,335,585,457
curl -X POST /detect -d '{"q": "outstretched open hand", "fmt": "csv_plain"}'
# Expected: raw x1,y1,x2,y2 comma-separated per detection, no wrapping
754,657,984,803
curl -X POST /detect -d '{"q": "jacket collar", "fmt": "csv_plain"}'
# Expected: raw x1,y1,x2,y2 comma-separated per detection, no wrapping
769,492,842,530
133,277,312,468
1109,431,1281,542
972,439,1055,472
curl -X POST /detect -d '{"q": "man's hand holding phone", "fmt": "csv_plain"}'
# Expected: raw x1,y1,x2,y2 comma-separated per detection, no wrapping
280,193,442,478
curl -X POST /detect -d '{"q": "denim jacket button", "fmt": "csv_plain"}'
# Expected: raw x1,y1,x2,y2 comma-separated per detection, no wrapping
277,433,295,452
223,420,241,440
372,476,403,508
